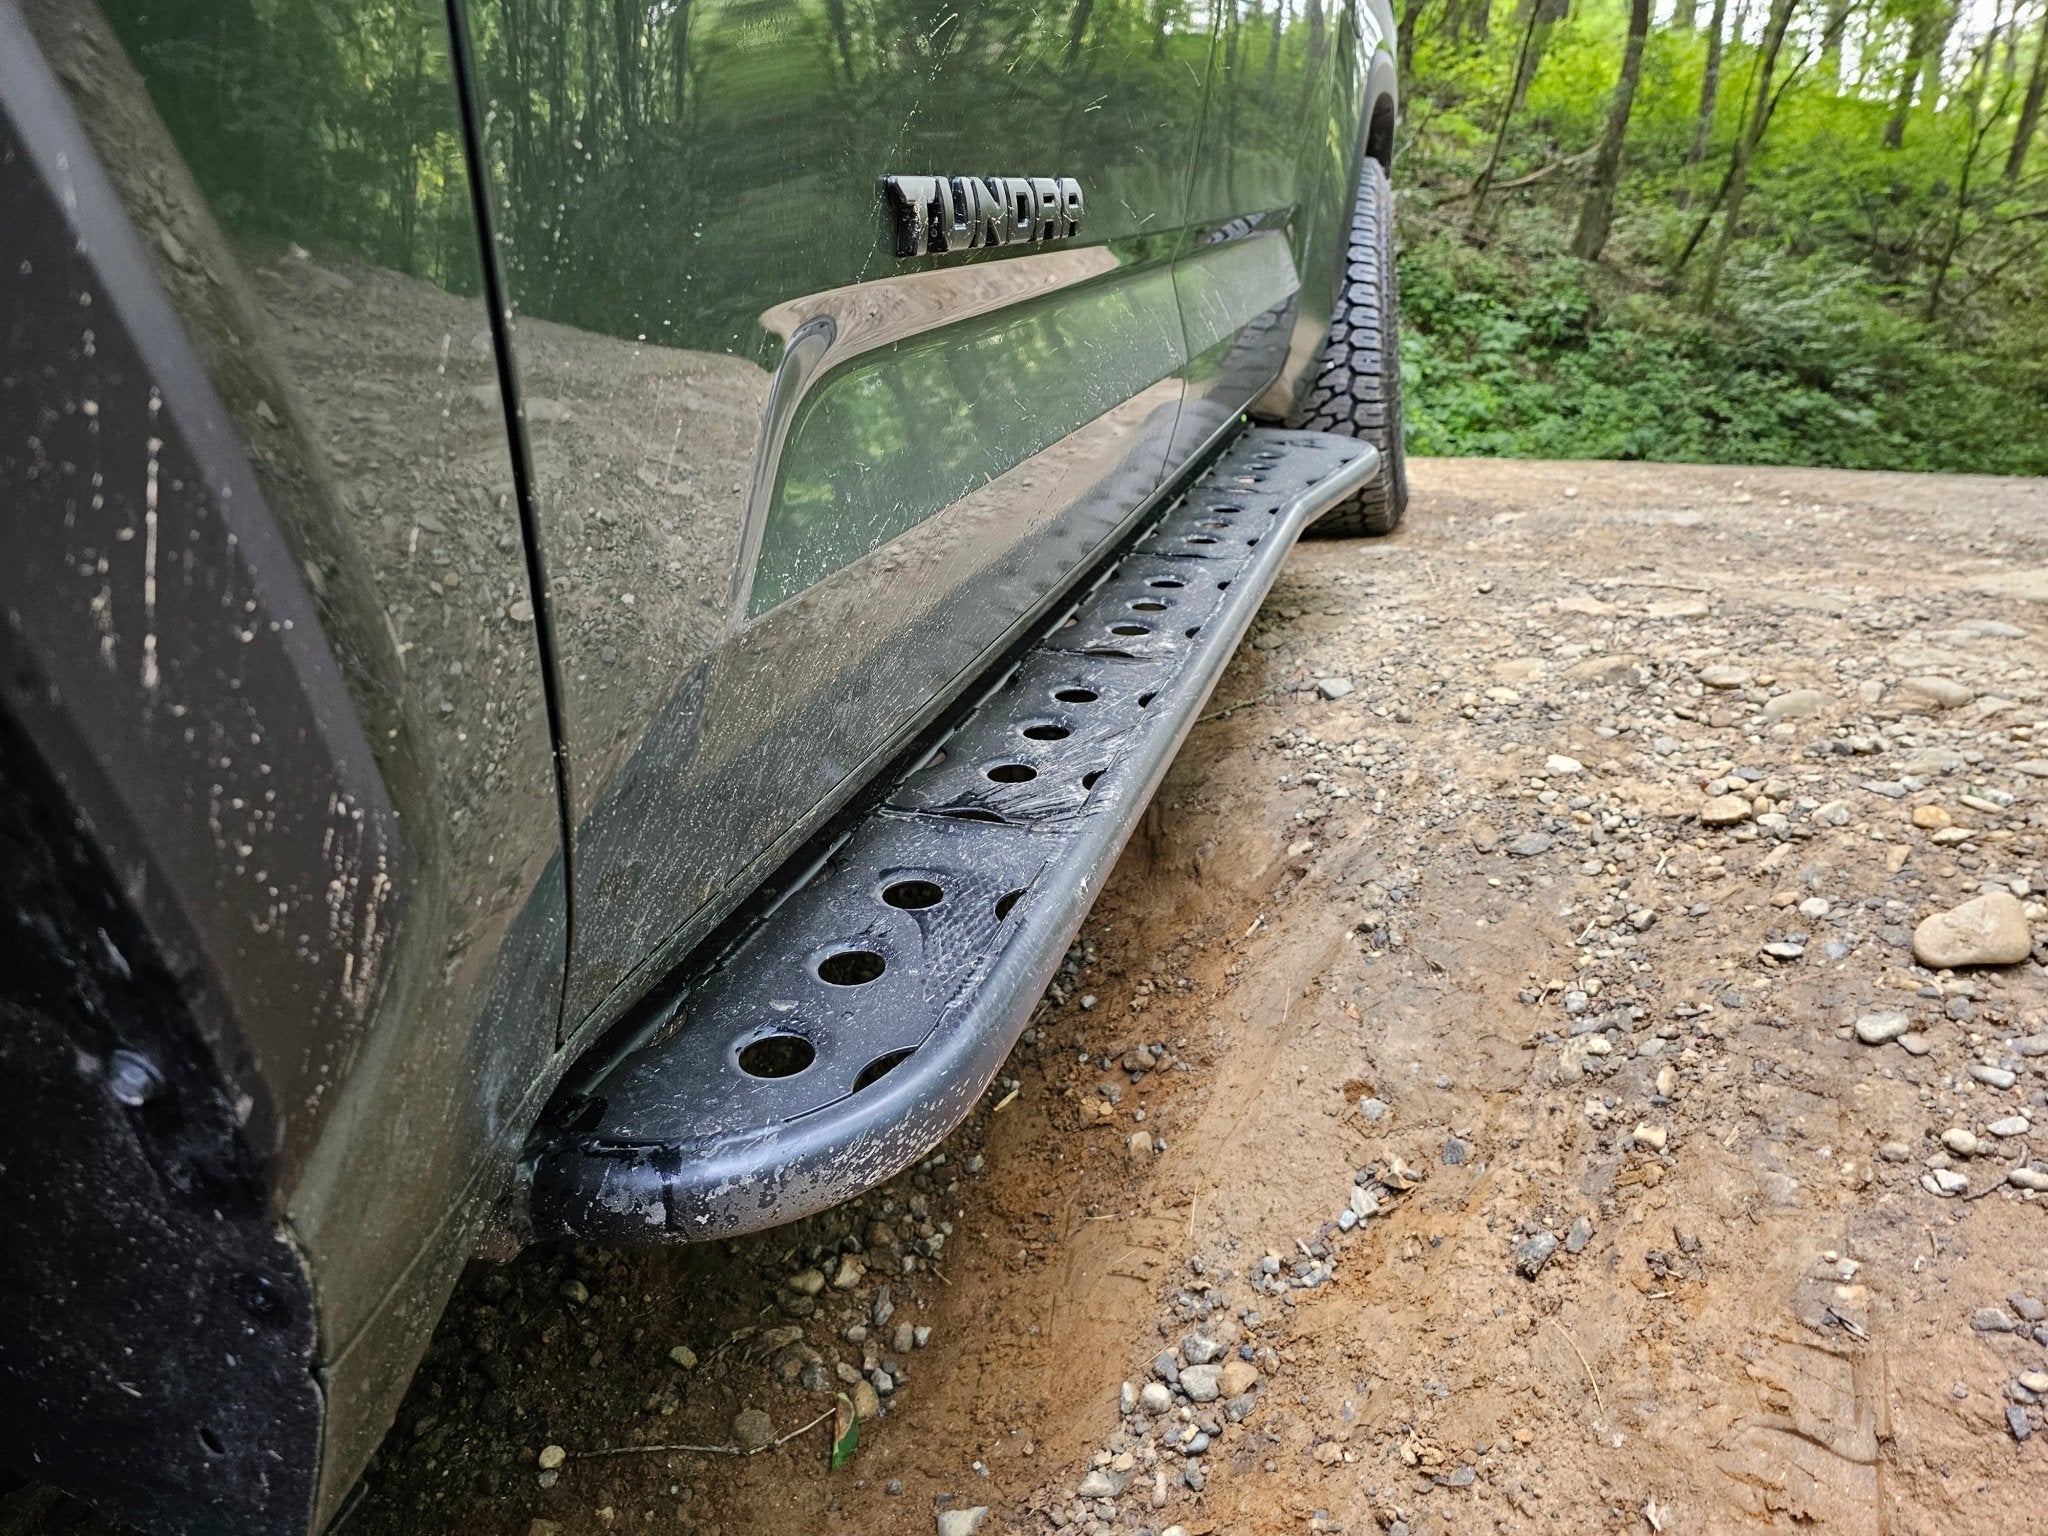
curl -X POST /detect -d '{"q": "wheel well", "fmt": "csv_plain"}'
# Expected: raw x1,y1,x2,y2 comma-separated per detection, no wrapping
1366,92,1397,170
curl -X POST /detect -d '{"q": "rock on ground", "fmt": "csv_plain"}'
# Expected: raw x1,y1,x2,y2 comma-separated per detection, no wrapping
1913,891,2035,969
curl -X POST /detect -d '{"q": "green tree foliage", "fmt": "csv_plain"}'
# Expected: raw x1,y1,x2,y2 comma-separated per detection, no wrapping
1398,0,2048,473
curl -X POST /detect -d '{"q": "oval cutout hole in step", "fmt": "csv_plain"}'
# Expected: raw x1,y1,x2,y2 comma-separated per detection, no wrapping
1022,723,1070,741
882,880,943,910
987,762,1037,783
738,1032,817,1077
994,888,1026,920
1054,686,1098,703
817,950,886,986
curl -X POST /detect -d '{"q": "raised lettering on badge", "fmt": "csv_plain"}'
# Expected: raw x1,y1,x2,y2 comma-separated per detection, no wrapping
884,175,1084,259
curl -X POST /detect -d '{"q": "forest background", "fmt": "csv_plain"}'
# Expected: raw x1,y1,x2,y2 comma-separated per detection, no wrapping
1396,0,2048,473
99,0,2048,476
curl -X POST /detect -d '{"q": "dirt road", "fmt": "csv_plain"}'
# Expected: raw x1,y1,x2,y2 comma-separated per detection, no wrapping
327,456,2048,1536
69,457,2048,1536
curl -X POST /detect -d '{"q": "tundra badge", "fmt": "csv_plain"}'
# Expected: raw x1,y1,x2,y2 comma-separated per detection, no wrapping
884,175,1084,259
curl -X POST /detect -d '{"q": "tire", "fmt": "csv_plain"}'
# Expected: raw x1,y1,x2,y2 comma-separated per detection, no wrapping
1286,158,1408,536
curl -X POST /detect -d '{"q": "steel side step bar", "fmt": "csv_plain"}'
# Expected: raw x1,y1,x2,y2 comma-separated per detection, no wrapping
527,428,1379,1243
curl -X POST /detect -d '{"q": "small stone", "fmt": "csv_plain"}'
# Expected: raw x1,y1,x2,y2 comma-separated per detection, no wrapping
558,1279,589,1305
1074,1467,1112,1500
1217,1359,1260,1398
1900,1033,1932,1056
1633,1124,1667,1152
2014,1296,2048,1323
830,1254,865,1290
787,1268,826,1297
1942,1128,1980,1157
1853,1011,1911,1045
537,1444,566,1471
1700,794,1752,826
1139,1381,1174,1415
1970,1064,2018,1089
893,1321,915,1355
936,1509,990,1536
1565,1215,1594,1254
1700,665,1752,689
1912,805,1953,830
853,1380,883,1420
1912,891,2033,969
733,1409,776,1452
2022,1372,2048,1394
1179,1364,1221,1402
1648,596,1710,620
668,1345,697,1369
1316,677,1354,700
1923,1169,1969,1195
1544,754,1584,776
2009,1167,2048,1192
1763,689,1828,722
1126,1129,1153,1166
1182,1334,1222,1366
1986,1115,2031,1138
2009,1406,2034,1442
1971,1308,2017,1333
1514,1232,1560,1279
1902,676,1974,710
1507,831,1553,857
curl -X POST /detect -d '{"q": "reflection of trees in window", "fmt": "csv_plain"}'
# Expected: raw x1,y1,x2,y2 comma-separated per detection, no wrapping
98,0,482,291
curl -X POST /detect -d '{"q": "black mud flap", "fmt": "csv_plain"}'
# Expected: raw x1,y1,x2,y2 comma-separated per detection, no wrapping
527,428,1379,1243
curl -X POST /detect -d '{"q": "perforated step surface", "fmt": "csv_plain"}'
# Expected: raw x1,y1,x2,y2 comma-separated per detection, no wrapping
528,428,1379,1243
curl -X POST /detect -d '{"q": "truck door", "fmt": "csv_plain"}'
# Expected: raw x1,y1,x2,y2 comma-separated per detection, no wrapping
453,0,1226,1031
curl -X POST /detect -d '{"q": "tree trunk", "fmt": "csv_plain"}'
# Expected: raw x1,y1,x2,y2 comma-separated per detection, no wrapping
1885,6,1955,148
1571,0,1652,259
1398,0,1424,75
1511,0,1570,112
1699,0,1799,308
611,0,639,143
2008,1,2048,179
1467,0,1548,229
1686,0,1728,166
1064,0,1095,64
1819,0,1851,83
1673,0,1696,28
670,0,692,118
1916,85,1998,319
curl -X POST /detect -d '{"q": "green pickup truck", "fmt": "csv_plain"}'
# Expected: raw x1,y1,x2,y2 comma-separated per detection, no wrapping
0,0,1400,1526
